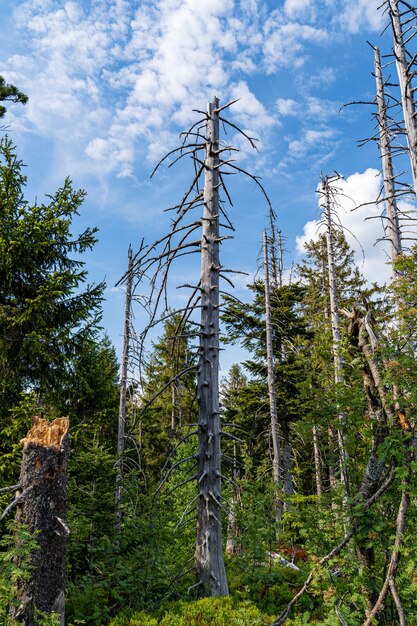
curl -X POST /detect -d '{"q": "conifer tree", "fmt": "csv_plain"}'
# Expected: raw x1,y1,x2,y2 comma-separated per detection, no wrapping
0,137,104,417
0,76,28,119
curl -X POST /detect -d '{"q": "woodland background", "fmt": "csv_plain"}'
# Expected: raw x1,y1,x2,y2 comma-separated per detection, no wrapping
1,1,417,625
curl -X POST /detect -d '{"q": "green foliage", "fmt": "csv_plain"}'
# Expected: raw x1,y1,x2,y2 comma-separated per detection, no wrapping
0,75,28,119
110,597,270,626
139,311,197,481
0,523,60,625
0,137,106,493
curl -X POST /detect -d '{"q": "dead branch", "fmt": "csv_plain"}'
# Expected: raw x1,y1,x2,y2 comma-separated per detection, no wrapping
0,486,34,521
0,484,20,494
270,468,395,626
364,480,410,625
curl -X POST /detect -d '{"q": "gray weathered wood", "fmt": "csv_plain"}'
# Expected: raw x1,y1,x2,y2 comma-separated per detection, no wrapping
312,425,322,497
195,97,228,597
263,229,283,522
115,246,133,530
389,0,417,197
374,46,403,268
322,177,351,497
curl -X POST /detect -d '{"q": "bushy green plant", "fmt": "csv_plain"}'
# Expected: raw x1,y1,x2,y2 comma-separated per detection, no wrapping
110,597,270,626
0,523,60,625
109,609,158,626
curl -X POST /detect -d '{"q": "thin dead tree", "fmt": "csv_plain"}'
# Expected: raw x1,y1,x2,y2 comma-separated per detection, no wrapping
263,229,283,523
319,175,351,498
121,96,270,598
312,424,323,497
265,216,294,505
386,0,417,197
374,45,404,268
115,246,133,531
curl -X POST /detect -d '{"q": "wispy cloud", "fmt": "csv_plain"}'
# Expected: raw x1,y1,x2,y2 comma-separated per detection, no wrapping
3,0,388,180
338,0,384,34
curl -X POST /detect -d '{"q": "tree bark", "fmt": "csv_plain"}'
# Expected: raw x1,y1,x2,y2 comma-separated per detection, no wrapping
312,425,322,497
10,416,69,626
263,229,283,523
115,246,133,531
322,177,351,497
388,0,417,198
195,97,228,597
374,46,403,268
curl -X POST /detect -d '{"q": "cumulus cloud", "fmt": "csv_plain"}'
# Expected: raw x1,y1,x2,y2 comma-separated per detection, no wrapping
287,127,338,158
2,0,388,179
295,168,417,285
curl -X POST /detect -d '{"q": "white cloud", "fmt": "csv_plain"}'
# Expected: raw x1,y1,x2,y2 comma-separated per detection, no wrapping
263,11,326,73
338,0,384,34
295,168,416,285
276,98,300,117
229,80,276,131
284,0,312,19
288,127,337,157
2,0,386,179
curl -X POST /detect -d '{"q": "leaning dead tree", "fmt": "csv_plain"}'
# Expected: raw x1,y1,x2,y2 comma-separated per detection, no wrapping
6,417,70,626
120,97,271,597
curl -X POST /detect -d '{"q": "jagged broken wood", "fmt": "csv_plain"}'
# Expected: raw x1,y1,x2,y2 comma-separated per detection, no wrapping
9,416,69,626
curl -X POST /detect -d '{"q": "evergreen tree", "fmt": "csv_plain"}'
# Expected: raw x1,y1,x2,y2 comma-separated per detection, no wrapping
138,312,197,482
0,138,105,489
0,137,104,416
0,76,28,119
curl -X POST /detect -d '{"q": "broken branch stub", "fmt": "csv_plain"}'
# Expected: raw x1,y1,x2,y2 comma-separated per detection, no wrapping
9,416,69,626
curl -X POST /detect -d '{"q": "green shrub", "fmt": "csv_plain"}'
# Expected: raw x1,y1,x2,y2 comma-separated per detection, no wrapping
109,609,158,626
110,596,271,625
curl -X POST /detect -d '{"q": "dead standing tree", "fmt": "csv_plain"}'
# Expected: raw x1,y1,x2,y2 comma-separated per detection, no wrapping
386,0,417,197
374,45,404,267
115,246,133,531
263,229,283,523
319,175,351,499
122,97,271,597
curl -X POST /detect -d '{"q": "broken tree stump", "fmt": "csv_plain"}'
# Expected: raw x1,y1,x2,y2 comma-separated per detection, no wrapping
9,416,69,626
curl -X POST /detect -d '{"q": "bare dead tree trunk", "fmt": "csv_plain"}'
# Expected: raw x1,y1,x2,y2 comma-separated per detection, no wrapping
9,417,69,626
364,480,410,626
277,230,284,289
388,0,417,197
263,229,283,523
225,441,239,556
322,177,351,498
281,419,294,507
374,46,403,267
115,246,133,531
312,425,323,497
195,97,228,597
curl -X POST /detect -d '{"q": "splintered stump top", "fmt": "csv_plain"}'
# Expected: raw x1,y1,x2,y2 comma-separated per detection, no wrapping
9,416,69,625
20,416,69,449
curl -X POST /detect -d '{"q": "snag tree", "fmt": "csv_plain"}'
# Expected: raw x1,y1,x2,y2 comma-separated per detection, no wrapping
122,97,270,597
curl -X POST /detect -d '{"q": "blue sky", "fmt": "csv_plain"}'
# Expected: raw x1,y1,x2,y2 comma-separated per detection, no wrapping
1,0,414,372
